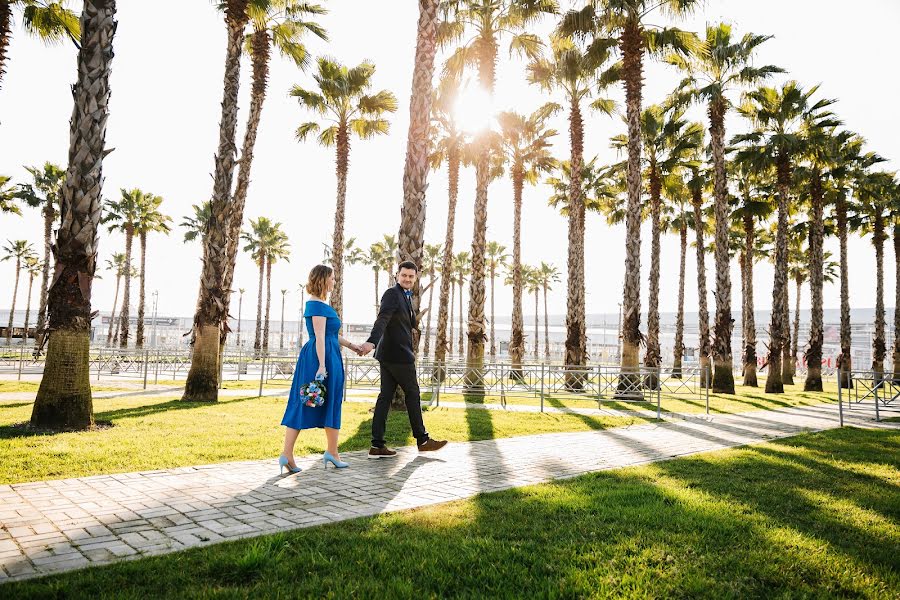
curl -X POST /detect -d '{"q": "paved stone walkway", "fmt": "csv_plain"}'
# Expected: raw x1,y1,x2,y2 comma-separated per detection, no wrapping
1,403,897,584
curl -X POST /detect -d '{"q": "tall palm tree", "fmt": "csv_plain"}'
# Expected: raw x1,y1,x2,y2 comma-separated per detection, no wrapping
734,81,835,393
669,22,782,393
180,201,211,243
536,262,560,360
363,241,386,312
134,193,171,349
242,217,277,356
262,226,290,353
104,252,127,345
0,0,80,93
496,99,560,371
375,234,399,289
31,0,115,429
221,0,327,343
0,175,18,213
1,239,34,345
448,263,457,356
292,57,397,321
101,188,145,348
397,0,440,352
522,264,541,360
183,0,251,402
485,240,509,359
14,162,64,355
560,0,700,379
661,173,691,377
453,250,471,357
851,171,897,375
429,79,469,376
528,34,614,386
438,0,557,392
21,253,40,342
687,157,712,386
421,242,442,356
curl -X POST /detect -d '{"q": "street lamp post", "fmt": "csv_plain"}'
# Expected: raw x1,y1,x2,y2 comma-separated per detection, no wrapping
150,290,159,348
236,288,245,348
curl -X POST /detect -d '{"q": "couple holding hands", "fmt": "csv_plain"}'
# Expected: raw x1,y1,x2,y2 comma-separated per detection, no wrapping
278,261,447,473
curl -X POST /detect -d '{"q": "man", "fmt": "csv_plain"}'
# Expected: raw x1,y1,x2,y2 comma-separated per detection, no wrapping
359,261,447,457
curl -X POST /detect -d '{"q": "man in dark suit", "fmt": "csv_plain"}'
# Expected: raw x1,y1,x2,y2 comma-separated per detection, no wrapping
359,261,447,458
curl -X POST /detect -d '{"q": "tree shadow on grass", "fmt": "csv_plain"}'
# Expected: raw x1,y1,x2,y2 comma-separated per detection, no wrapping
9,428,897,597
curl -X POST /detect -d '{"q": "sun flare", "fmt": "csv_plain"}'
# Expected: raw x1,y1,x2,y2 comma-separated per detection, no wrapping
452,84,495,133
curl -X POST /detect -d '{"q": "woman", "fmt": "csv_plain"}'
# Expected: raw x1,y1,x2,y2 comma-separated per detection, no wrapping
280,265,361,472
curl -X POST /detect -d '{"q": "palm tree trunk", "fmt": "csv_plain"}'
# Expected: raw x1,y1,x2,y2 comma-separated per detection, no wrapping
263,258,272,353
692,184,711,388
837,192,852,388
510,161,526,379
33,196,56,355
534,288,539,361
23,272,35,344
254,259,264,355
397,0,438,356
32,0,116,429
434,146,459,380
741,210,758,387
0,0,10,92
892,223,900,375
423,270,436,356
489,266,496,359
805,172,825,392
182,0,249,402
872,209,886,374
543,284,550,360
792,276,801,376
619,17,644,382
449,282,455,356
330,124,350,323
119,227,133,348
673,220,687,378
107,274,121,346
458,280,464,357
221,27,270,352
644,162,662,389
5,258,20,345
709,100,735,392
782,281,794,385
566,98,587,390
136,230,147,348
766,155,790,393
373,269,380,312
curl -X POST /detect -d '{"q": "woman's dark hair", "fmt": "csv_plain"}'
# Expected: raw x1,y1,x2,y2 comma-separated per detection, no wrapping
397,260,418,273
306,264,334,298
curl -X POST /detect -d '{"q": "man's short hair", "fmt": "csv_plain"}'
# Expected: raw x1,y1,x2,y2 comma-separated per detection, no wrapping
397,260,418,273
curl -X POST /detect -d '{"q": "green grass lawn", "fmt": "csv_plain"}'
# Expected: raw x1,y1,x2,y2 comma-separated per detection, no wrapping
0,394,651,485
6,427,897,598
0,381,132,394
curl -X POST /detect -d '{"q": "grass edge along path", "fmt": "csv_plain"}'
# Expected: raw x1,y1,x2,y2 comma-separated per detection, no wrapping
4,427,898,598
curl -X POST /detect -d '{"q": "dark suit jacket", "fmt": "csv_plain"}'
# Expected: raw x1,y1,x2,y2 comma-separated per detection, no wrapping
366,284,417,364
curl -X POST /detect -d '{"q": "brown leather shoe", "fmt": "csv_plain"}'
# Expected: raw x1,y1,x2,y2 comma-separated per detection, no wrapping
368,446,398,459
417,438,448,452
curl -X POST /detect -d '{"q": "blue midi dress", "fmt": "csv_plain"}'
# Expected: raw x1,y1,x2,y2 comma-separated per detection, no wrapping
281,300,344,430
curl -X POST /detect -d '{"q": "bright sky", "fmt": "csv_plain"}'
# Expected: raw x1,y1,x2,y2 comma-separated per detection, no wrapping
1,0,898,327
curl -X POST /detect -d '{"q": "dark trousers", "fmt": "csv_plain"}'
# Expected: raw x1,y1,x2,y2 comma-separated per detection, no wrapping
371,361,428,448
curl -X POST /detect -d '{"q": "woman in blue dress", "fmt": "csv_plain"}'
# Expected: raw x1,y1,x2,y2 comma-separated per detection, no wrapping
280,265,362,472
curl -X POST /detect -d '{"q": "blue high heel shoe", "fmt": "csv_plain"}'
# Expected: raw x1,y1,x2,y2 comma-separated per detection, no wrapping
323,451,349,469
278,454,301,475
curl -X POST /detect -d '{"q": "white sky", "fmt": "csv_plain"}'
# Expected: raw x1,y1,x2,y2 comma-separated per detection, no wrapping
1,0,898,326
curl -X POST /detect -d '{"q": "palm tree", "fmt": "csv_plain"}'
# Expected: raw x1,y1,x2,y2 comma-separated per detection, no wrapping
496,99,560,371
734,81,835,393
851,171,897,374
102,188,144,348
448,264,457,356
485,241,509,359
669,22,782,393
523,264,541,360
1,239,34,345
560,0,700,379
14,162,64,354
687,158,712,387
421,242,442,356
661,173,691,377
454,251,471,358
536,262,560,360
243,217,277,356
180,201,211,243
397,0,440,352
21,253,41,342
429,79,469,376
292,57,397,321
104,252,127,345
363,241,386,313
263,226,290,352
438,0,557,392
0,175,18,213
0,0,80,93
376,234,399,289
221,1,327,342
527,34,613,387
183,0,251,402
31,0,115,429
134,193,171,348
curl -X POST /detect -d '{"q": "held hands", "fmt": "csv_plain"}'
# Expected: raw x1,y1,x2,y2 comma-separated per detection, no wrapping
357,342,375,357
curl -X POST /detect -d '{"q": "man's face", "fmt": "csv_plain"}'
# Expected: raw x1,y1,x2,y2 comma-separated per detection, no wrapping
397,267,417,290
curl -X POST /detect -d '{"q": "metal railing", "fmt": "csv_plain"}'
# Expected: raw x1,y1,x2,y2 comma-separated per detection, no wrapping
836,370,900,425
